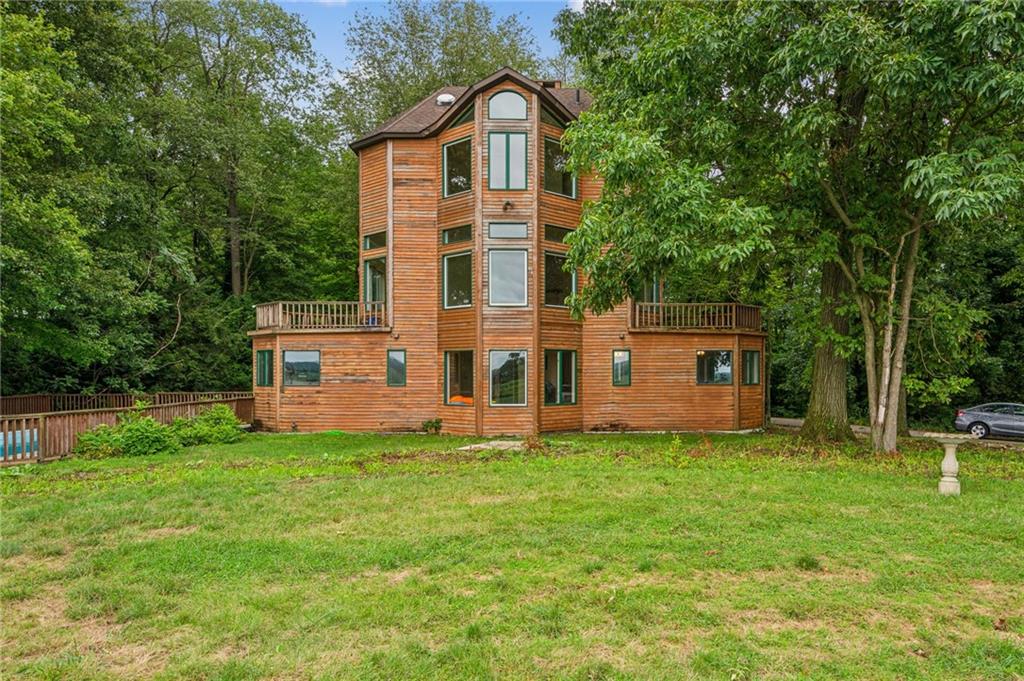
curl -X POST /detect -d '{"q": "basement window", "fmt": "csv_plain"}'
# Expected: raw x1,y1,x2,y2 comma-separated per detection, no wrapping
697,350,733,385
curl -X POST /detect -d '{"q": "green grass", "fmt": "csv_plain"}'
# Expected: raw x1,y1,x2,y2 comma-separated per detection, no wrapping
2,431,1023,680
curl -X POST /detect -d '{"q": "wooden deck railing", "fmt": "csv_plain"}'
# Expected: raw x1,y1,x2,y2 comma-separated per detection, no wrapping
631,302,762,331
255,301,387,331
0,396,254,465
1,391,252,416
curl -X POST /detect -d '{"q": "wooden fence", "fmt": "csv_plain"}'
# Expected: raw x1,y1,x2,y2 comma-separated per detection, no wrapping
1,392,252,416
0,396,254,466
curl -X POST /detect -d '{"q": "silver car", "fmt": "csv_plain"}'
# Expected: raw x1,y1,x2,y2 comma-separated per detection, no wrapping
954,403,1024,438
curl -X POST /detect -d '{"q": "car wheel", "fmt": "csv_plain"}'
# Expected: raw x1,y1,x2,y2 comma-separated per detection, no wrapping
968,422,990,439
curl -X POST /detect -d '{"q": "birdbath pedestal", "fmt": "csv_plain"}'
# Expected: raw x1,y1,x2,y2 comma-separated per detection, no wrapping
929,434,974,496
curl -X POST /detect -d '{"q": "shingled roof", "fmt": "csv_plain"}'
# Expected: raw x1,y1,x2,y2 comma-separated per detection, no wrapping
350,67,591,151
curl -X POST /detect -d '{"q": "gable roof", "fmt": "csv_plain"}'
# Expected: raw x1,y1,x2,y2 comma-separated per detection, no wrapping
349,67,591,152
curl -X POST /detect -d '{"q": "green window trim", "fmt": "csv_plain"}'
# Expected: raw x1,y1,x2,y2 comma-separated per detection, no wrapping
612,349,631,387
544,224,574,243
544,250,577,307
442,251,473,309
362,231,386,250
387,349,406,387
442,224,472,244
282,350,321,387
256,350,273,387
544,349,577,406
742,350,761,385
451,103,474,128
488,131,528,191
543,136,577,199
489,349,528,407
487,90,528,120
697,350,733,385
444,350,474,407
442,136,472,198
363,257,386,303
540,105,565,128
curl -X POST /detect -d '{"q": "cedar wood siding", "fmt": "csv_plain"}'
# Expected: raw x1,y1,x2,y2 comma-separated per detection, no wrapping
250,76,765,434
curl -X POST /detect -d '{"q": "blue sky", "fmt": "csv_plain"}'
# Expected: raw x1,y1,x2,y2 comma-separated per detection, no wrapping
273,0,574,73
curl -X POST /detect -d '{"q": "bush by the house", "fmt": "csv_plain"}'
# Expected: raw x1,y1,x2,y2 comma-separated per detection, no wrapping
74,404,242,459
171,404,242,446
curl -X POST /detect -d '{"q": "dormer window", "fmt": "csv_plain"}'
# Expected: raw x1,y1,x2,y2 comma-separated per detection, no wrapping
488,91,527,120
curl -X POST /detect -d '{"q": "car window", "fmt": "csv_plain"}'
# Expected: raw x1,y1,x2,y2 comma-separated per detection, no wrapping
989,405,1013,414
1013,406,1024,417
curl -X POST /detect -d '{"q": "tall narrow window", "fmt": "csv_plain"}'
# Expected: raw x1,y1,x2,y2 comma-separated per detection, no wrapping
445,351,474,406
743,350,761,385
443,252,472,308
544,350,576,405
697,350,733,385
488,91,527,119
283,350,320,386
443,137,472,197
256,350,273,387
612,349,631,386
364,257,386,303
387,349,406,386
489,250,527,306
544,137,576,198
490,350,527,406
488,132,527,190
544,252,576,306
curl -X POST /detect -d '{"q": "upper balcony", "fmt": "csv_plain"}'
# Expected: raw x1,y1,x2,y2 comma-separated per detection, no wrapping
630,302,763,332
254,301,388,333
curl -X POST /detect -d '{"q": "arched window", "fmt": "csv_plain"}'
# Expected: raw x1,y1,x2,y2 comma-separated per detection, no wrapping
488,91,527,120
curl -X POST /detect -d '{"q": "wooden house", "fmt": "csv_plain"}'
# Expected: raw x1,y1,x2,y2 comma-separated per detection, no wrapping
249,68,765,435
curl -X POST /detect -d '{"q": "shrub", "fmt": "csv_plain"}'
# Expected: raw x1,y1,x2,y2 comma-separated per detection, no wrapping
75,424,122,460
171,404,242,446
421,418,442,434
118,415,182,457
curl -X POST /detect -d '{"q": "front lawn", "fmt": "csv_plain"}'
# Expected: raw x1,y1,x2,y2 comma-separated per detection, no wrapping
2,432,1022,680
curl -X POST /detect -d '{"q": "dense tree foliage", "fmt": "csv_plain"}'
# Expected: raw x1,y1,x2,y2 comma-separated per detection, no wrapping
1,0,537,395
557,0,1023,449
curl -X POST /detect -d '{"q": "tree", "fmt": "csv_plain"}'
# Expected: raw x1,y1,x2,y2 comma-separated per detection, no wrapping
332,0,542,138
556,1,1023,451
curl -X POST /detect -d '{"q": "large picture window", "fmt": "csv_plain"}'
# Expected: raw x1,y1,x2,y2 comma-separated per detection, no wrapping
364,257,386,303
612,349,631,386
488,91,527,119
697,350,733,385
387,349,406,386
543,137,576,198
256,350,273,387
743,350,761,385
489,250,527,306
544,349,576,405
283,350,320,386
443,252,472,309
488,132,527,190
544,252,575,307
490,350,527,406
443,137,472,197
445,351,474,406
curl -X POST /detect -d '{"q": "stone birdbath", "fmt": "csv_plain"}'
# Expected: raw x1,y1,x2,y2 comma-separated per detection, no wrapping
920,432,977,496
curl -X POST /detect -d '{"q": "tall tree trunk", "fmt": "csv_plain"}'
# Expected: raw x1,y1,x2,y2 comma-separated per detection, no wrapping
800,261,854,441
897,383,909,437
226,163,242,297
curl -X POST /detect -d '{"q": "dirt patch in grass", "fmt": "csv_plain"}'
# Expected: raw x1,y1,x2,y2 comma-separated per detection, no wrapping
138,525,198,540
2,584,169,678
